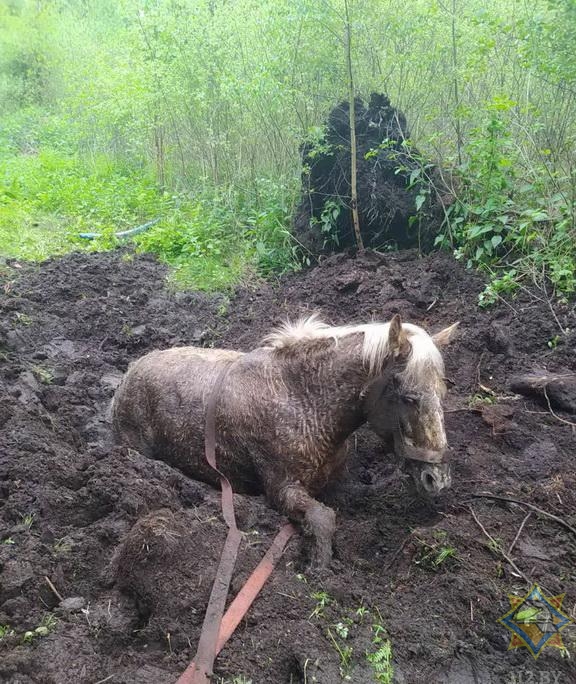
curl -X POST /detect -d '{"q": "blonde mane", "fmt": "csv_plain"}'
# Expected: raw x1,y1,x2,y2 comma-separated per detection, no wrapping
262,314,444,387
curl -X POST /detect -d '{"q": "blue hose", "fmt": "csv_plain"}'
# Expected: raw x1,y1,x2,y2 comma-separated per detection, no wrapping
78,218,160,240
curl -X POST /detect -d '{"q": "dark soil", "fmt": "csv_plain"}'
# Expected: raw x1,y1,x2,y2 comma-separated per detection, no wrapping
1,249,575,684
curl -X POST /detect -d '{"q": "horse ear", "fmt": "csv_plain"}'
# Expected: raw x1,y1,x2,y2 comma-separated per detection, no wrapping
389,314,410,359
432,322,459,347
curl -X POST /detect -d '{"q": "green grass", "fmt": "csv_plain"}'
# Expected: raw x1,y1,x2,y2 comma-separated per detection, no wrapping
0,114,300,291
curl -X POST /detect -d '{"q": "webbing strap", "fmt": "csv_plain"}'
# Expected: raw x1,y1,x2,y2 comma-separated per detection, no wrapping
176,362,295,684
189,363,240,683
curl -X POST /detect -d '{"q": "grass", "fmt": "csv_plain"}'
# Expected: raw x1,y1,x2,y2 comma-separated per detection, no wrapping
20,513,35,529
414,532,458,571
0,624,14,639
31,364,53,385
53,537,73,555
0,121,301,292
326,626,353,679
309,590,332,619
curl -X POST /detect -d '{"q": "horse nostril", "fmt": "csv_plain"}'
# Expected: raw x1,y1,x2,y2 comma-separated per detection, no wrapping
422,472,436,491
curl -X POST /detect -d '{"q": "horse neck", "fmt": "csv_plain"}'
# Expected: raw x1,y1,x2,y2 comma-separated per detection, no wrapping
278,334,371,440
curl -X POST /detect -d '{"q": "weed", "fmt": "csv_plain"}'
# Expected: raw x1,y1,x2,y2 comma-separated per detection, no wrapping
310,198,342,249
23,613,57,643
2,537,15,545
0,624,15,640
434,546,457,566
488,537,504,554
20,513,35,529
32,364,53,385
309,591,332,619
14,312,32,326
334,620,351,640
216,298,230,318
366,624,394,684
414,538,458,571
53,537,73,555
547,335,561,349
435,99,576,304
468,393,496,407
326,626,353,679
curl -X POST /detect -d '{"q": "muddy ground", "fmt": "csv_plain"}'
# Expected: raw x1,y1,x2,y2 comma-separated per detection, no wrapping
0,249,575,684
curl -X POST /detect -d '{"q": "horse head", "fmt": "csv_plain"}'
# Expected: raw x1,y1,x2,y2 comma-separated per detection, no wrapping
364,314,459,496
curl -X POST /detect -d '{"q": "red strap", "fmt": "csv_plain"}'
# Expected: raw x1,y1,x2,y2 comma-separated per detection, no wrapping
175,523,295,684
175,362,296,683
189,363,239,683
216,522,295,653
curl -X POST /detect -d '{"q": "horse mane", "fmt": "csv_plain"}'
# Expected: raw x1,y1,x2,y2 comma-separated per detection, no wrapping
262,314,444,386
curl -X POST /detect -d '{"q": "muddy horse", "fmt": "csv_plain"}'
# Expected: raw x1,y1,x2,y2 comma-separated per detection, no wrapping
112,314,458,566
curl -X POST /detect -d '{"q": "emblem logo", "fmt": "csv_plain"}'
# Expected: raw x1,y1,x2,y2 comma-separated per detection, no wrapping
498,584,573,659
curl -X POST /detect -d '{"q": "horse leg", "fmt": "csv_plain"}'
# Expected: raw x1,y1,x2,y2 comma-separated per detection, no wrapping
276,483,336,568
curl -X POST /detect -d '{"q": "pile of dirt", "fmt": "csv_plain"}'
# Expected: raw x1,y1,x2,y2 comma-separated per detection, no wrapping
1,249,575,683
292,94,447,256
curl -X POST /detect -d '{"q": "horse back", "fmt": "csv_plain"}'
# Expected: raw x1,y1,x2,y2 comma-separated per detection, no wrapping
111,346,243,460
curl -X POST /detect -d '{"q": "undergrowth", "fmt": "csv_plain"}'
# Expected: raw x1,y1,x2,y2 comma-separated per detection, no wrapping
0,111,300,290
432,98,576,306
3,100,575,302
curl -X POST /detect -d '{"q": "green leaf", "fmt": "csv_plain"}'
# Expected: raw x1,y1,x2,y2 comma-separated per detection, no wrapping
515,607,541,623
491,235,502,248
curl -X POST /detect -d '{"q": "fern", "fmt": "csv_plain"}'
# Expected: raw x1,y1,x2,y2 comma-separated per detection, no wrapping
366,625,394,684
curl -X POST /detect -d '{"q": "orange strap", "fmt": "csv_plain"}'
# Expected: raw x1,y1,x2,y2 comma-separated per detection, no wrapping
176,523,295,684
175,363,296,684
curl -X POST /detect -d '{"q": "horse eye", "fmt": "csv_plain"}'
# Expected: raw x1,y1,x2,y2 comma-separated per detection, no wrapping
402,394,418,406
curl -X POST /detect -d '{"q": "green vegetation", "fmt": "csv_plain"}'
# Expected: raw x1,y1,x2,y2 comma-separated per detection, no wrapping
0,624,15,640
366,624,394,684
31,364,54,385
1,1,575,299
20,513,35,530
22,614,58,643
326,624,354,679
414,530,458,571
309,590,332,619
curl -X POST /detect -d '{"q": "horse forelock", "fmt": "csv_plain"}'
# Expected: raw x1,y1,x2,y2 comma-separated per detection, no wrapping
262,315,445,390
398,325,445,393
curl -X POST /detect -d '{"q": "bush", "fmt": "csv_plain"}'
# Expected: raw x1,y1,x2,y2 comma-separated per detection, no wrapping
434,99,576,305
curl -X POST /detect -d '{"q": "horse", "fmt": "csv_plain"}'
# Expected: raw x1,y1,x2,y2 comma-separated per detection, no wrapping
111,313,458,567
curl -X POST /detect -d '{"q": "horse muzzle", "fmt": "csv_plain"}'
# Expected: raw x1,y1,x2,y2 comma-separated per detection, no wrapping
417,462,452,494
401,442,449,464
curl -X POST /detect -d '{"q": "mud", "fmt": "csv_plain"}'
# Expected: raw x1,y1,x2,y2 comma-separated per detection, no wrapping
1,249,575,683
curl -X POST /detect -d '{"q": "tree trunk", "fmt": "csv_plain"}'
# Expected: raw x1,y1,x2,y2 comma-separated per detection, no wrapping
344,0,364,251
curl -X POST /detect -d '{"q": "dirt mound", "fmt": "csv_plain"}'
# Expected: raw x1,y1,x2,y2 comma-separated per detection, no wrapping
293,94,446,256
1,249,575,683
